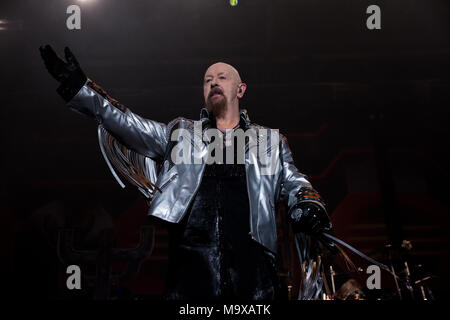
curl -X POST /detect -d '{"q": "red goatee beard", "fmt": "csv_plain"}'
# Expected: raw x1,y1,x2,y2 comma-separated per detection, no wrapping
206,93,227,118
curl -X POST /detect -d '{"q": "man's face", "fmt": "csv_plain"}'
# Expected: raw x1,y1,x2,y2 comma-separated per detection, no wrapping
203,63,240,117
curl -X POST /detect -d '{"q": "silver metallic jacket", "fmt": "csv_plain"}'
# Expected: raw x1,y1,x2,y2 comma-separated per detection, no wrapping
66,80,324,254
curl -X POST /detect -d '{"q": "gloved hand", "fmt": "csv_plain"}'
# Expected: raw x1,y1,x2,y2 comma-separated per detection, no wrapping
39,45,87,101
289,202,332,235
290,202,337,253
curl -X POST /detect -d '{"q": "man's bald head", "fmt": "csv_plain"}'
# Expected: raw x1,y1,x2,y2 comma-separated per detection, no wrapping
204,62,242,85
203,62,247,118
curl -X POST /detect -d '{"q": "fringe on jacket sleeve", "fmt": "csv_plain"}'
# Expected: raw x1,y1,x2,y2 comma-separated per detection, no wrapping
97,124,162,204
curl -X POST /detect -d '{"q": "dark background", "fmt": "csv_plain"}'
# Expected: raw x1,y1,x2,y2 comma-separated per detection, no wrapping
1,0,449,299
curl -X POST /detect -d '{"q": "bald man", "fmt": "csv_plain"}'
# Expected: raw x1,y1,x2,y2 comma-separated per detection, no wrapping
40,45,333,300
203,62,245,128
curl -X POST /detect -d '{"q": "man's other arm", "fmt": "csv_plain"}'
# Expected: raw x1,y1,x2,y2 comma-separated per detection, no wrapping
67,79,168,160
39,45,167,160
278,134,332,235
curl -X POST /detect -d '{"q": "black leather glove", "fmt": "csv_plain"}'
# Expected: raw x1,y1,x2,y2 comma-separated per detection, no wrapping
39,45,87,101
289,202,332,236
290,202,338,254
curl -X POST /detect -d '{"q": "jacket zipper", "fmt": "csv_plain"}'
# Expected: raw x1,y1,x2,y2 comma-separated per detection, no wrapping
159,173,178,191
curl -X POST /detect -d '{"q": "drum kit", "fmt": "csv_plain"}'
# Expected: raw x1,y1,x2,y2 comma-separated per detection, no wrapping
288,233,438,301
316,239,437,300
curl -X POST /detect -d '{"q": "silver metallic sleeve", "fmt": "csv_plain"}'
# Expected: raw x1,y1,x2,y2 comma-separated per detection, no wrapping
279,134,315,210
66,80,168,160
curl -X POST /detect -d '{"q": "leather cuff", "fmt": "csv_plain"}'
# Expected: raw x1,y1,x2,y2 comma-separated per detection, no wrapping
291,187,327,213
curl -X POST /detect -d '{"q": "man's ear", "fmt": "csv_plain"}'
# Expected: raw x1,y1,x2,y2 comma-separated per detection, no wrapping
237,83,247,99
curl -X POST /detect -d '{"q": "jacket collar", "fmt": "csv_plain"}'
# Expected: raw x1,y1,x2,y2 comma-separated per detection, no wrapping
199,107,250,129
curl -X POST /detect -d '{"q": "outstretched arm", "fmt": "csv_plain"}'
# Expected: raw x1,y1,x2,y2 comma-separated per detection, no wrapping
39,45,167,160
